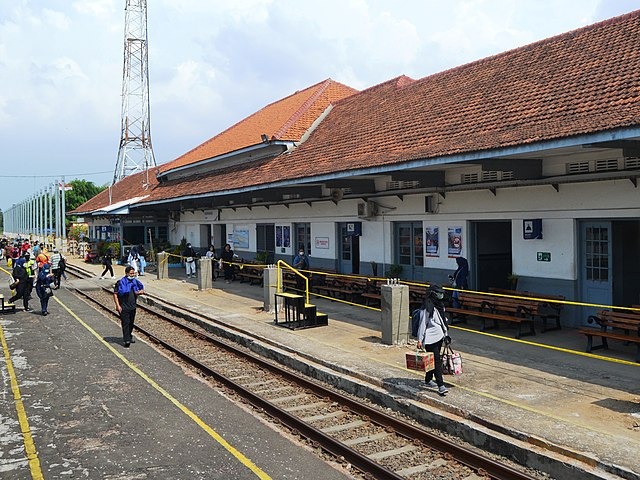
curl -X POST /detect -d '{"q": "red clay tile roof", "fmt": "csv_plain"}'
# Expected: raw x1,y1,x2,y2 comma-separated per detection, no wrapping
270,10,640,178
80,10,640,212
141,10,640,203
71,168,159,215
158,78,358,174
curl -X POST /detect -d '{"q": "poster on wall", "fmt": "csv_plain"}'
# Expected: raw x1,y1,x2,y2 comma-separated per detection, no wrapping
315,237,329,249
275,225,291,248
425,226,439,257
233,226,249,249
448,226,463,257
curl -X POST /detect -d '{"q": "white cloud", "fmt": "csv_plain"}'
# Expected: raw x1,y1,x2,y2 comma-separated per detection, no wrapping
0,0,637,209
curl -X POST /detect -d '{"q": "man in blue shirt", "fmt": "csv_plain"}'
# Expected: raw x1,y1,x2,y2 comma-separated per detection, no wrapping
113,266,145,348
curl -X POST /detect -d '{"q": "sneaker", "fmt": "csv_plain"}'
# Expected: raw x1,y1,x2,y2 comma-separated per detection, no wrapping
425,380,438,388
123,342,130,348
24,307,32,312
438,385,449,396
130,337,136,344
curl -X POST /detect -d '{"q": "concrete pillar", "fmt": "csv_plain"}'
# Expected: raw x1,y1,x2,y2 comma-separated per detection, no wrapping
198,258,212,291
263,266,279,313
381,282,410,345
157,252,168,280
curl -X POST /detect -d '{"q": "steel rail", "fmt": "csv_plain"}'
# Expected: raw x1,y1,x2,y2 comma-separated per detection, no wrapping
66,264,536,479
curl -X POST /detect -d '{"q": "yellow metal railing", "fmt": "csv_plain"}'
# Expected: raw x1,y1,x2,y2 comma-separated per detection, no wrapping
276,260,309,305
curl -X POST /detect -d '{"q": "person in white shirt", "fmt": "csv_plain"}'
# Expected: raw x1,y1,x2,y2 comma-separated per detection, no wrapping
416,284,450,396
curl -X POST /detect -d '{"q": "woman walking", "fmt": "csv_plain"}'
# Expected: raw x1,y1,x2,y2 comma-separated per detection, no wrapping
416,284,449,396
100,248,115,279
35,264,55,316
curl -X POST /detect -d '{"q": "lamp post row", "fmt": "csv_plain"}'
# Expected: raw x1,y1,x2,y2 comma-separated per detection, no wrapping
4,177,67,245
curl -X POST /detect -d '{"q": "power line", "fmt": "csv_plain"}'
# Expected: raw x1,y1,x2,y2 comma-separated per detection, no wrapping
0,171,111,179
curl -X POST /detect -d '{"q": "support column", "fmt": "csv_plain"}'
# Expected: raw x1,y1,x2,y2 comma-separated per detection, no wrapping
156,252,168,280
381,281,410,345
263,266,279,313
198,258,212,291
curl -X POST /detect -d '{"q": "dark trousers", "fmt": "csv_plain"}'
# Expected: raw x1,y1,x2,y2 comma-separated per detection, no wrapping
223,265,233,281
36,286,51,314
52,268,62,287
120,309,136,344
9,285,29,309
424,338,445,387
101,264,114,277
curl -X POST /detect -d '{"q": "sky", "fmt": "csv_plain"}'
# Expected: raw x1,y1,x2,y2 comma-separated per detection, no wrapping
1,0,638,213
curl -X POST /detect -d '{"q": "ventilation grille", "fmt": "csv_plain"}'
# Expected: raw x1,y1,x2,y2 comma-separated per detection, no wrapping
624,157,640,169
282,193,301,200
567,159,620,174
567,162,590,174
462,171,514,183
595,159,619,172
461,173,479,184
385,180,420,190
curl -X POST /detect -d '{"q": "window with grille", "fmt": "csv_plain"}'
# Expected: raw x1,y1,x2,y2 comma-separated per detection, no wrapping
585,226,609,281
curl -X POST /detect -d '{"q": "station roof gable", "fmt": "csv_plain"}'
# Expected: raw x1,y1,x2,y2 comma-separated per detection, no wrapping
158,78,358,176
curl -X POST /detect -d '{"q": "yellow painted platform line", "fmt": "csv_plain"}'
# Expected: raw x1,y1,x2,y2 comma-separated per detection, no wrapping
0,322,44,479
53,297,272,480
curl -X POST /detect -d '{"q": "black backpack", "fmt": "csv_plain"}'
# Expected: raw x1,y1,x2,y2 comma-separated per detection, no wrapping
411,308,422,337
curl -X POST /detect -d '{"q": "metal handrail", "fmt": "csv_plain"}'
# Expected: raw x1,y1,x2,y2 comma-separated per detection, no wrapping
276,260,309,305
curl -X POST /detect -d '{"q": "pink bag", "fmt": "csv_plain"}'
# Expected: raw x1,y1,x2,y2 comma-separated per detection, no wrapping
441,344,463,375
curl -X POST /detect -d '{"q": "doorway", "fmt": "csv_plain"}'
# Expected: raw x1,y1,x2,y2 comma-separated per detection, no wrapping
338,223,360,274
471,221,512,292
393,222,424,281
580,220,640,316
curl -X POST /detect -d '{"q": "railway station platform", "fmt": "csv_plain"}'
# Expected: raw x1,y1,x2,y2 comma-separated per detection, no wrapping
2,257,639,479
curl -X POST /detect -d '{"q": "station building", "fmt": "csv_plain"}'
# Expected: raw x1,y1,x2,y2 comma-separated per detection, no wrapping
73,11,640,326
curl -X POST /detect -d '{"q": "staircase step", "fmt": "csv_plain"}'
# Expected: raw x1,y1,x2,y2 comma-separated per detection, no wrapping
315,312,329,326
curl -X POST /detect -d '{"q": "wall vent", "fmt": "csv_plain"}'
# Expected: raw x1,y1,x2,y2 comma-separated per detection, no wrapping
625,157,640,169
461,173,479,184
595,159,619,172
567,161,590,174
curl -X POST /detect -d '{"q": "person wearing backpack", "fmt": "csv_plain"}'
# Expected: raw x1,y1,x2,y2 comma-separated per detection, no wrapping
416,284,450,396
9,257,32,312
35,264,55,316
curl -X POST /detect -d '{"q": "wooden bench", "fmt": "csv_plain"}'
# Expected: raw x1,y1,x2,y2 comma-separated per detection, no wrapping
237,264,264,286
1,294,16,313
409,284,428,311
579,310,640,362
447,291,536,338
489,288,564,332
361,280,382,306
311,275,370,303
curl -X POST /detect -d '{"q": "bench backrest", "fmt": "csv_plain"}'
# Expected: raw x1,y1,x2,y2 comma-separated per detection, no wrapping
597,310,640,329
458,291,539,315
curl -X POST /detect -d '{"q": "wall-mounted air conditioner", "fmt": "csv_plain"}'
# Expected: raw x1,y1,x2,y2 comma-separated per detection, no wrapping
357,201,378,218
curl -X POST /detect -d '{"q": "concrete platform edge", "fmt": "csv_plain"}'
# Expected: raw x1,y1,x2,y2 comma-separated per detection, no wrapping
138,292,629,480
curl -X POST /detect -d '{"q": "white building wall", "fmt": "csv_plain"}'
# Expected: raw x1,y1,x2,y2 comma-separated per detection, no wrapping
169,178,639,280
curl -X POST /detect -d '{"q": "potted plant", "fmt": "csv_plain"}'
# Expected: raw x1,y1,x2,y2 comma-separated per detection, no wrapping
385,264,403,278
255,251,269,264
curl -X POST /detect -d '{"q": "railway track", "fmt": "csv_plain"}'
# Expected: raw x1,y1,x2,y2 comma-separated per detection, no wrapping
67,264,541,480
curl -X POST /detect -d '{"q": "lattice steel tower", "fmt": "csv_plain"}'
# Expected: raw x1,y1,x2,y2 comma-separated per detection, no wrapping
113,0,156,184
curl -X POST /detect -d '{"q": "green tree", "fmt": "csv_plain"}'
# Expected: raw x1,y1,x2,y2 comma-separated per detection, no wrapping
65,179,107,212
